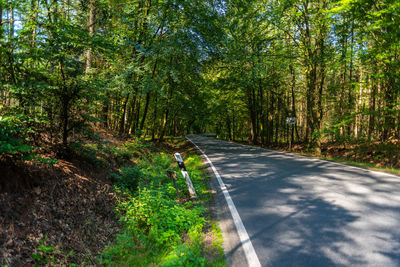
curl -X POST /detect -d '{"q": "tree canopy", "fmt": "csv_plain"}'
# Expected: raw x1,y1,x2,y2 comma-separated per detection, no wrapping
1,0,399,157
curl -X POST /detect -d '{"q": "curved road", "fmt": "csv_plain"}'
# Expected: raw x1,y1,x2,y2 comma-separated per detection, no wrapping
188,135,400,267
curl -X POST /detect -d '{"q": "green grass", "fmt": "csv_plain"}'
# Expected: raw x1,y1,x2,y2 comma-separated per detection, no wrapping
98,139,226,266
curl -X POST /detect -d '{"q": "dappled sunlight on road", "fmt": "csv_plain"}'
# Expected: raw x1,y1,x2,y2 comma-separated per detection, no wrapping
190,135,400,266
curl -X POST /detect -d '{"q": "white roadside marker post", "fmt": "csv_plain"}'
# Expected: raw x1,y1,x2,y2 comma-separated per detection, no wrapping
174,152,197,198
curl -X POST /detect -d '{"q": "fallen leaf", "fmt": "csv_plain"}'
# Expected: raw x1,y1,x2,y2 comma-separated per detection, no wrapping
34,187,41,195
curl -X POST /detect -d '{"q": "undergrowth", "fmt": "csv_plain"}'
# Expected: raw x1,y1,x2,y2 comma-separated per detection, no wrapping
98,139,225,266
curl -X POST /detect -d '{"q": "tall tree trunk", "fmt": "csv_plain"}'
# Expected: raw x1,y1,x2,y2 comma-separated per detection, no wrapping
7,1,16,91
259,80,265,145
61,100,69,146
315,30,326,154
119,93,130,134
368,74,376,140
355,67,363,137
30,0,39,47
347,22,354,136
134,96,141,134
275,95,280,144
9,1,14,38
85,0,96,73
0,4,2,40
290,65,300,142
0,3,4,107
139,91,150,131
232,107,236,141
139,60,158,131
102,95,109,128
226,111,232,141
129,87,139,133
268,89,274,144
159,69,173,142
382,79,395,140
246,87,257,144
158,87,171,142
151,93,158,141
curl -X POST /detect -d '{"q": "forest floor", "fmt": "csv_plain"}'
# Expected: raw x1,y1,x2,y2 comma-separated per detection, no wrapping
228,138,400,175
0,130,122,265
0,131,224,266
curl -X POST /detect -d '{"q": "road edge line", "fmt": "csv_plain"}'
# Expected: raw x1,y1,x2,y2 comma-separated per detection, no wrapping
186,136,262,267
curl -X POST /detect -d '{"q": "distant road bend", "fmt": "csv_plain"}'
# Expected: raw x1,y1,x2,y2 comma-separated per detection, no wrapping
188,135,400,267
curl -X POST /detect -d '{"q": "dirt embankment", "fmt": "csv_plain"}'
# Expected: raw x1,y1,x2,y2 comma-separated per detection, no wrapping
0,155,119,266
0,129,124,266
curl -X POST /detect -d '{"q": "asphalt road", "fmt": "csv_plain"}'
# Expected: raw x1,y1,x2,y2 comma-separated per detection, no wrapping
188,135,400,267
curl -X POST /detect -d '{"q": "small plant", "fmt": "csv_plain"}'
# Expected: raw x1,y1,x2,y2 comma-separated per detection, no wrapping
31,238,77,266
32,239,60,266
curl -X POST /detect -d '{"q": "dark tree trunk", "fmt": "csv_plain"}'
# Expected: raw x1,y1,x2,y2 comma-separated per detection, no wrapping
259,80,265,145
151,93,158,141
158,82,172,142
61,99,69,146
268,90,274,144
226,112,232,141
139,91,150,132
119,93,130,134
368,74,376,140
246,87,257,144
232,107,236,141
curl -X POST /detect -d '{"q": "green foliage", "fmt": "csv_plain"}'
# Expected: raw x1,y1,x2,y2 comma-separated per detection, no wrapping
1,0,399,161
139,153,176,186
120,187,205,247
0,114,33,158
32,244,60,266
67,138,153,170
109,167,143,191
161,225,207,267
70,142,108,168
31,237,77,266
114,138,153,162
100,146,224,266
34,157,59,166
0,113,58,165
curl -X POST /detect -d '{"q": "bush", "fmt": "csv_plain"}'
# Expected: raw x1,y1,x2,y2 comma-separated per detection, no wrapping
0,114,34,160
121,188,205,247
109,167,143,191
69,142,108,168
99,150,223,266
100,186,206,266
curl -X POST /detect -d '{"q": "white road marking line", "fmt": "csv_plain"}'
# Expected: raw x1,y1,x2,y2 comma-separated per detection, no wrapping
186,136,262,267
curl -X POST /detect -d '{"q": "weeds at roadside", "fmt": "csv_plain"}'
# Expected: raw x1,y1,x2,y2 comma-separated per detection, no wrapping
31,237,77,266
98,139,225,266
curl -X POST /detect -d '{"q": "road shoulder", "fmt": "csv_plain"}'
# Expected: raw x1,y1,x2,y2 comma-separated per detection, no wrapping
189,139,249,267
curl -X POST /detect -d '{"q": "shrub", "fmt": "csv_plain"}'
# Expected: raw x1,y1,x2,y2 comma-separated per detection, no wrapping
109,167,143,191
69,142,107,168
100,150,224,266
0,113,57,165
0,114,34,160
120,188,205,247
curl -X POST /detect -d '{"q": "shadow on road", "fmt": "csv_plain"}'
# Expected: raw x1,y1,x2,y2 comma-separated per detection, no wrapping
192,136,400,266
